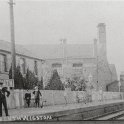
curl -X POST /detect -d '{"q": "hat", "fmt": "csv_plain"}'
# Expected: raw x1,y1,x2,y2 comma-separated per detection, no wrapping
0,82,3,85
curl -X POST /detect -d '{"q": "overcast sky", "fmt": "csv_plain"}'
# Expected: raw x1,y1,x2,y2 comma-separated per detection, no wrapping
0,0,124,77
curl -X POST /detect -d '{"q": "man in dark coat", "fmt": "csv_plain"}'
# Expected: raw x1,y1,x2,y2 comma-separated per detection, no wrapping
25,89,31,107
0,82,10,117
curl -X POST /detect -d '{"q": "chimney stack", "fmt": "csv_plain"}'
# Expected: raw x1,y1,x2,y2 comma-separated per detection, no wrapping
97,23,107,59
97,23,106,44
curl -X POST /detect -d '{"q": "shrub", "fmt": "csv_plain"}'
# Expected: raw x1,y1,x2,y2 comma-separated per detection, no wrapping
24,68,39,89
45,69,64,90
9,65,24,89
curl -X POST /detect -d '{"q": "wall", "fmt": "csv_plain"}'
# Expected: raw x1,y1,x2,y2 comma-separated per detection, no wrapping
102,92,121,100
0,51,43,81
106,81,119,92
6,90,123,109
120,73,124,92
43,57,97,85
96,57,112,91
43,58,116,91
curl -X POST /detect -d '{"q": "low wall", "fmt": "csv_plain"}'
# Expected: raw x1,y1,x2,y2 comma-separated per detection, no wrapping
92,91,123,101
6,90,124,109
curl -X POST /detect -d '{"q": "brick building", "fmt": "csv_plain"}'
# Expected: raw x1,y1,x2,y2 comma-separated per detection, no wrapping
120,72,124,92
25,23,118,91
0,40,44,83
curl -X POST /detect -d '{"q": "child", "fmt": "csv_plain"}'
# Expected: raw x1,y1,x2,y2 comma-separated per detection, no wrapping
33,86,42,107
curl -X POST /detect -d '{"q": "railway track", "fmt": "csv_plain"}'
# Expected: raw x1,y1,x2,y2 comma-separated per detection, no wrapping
84,109,124,120
94,110,124,120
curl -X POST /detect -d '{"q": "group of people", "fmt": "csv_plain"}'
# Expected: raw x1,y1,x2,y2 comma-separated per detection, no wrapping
0,81,43,117
25,86,42,108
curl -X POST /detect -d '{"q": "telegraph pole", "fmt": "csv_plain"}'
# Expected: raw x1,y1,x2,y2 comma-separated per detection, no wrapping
8,0,16,80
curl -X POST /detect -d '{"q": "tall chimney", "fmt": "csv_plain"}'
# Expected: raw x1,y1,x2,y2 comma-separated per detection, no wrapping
97,23,107,59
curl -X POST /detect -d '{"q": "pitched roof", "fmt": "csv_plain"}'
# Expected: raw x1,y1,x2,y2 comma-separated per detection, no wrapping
106,80,118,87
0,40,42,60
25,43,94,59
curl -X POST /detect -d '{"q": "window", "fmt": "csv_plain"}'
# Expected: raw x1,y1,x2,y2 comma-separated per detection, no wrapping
34,60,38,75
20,58,26,74
73,63,82,67
52,63,62,68
0,54,7,72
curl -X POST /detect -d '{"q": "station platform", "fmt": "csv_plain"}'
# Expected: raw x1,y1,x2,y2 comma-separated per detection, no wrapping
0,99,124,121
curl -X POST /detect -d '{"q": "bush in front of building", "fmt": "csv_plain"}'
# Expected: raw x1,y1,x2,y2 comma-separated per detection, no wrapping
78,79,87,91
9,66,40,89
65,76,87,91
24,68,39,89
9,65,24,89
64,78,76,91
45,69,64,90
38,76,44,90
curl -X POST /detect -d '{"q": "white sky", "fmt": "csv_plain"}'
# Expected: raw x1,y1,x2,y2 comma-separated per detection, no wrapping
0,0,124,77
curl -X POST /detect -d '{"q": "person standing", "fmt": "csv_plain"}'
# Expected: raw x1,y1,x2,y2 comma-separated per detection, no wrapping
0,82,10,117
33,86,42,107
25,89,31,107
